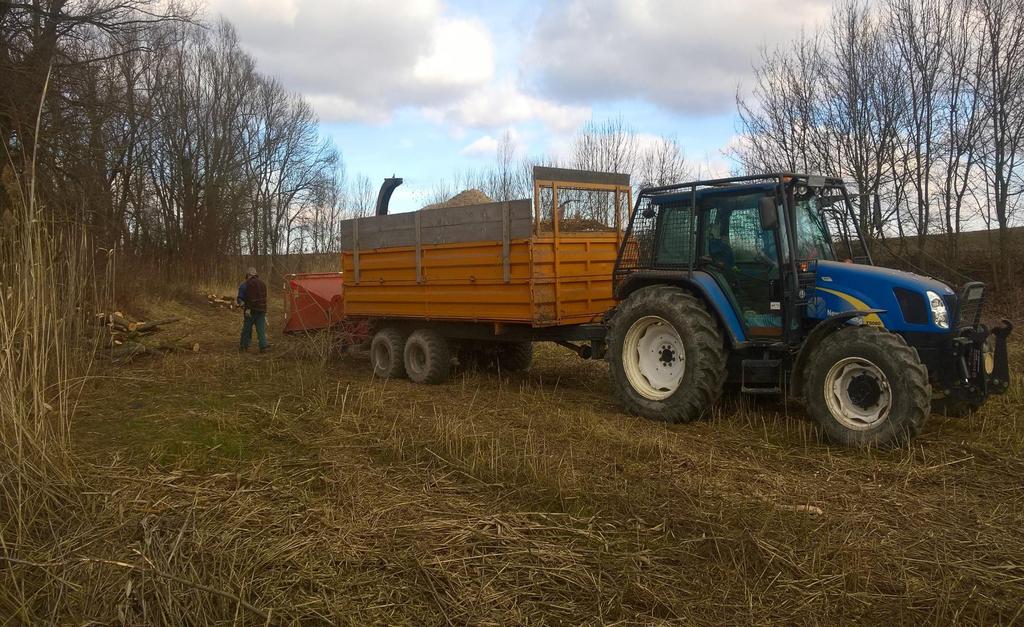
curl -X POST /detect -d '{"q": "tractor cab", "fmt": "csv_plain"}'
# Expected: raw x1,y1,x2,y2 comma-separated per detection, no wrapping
614,174,872,345
609,173,1012,447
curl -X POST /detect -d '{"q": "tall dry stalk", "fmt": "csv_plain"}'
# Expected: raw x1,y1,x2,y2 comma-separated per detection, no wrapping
0,218,94,465
0,65,106,537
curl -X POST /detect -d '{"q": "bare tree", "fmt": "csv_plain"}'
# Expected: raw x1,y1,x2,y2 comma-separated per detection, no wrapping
348,173,375,218
936,0,986,260
735,33,825,174
571,115,639,176
818,1,902,238
977,0,1024,285
0,0,192,221
735,0,1024,283
887,0,953,255
636,135,692,188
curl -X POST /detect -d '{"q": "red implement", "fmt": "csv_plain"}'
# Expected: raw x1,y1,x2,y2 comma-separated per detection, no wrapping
283,272,345,333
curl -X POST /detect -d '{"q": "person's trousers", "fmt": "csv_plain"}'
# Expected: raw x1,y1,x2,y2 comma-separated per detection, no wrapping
241,310,268,350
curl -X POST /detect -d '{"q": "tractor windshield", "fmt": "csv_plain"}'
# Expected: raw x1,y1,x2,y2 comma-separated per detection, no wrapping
792,195,835,261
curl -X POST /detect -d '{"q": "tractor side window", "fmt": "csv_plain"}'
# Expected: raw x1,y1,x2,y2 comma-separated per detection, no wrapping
702,192,783,334
727,210,764,262
703,194,780,272
654,203,694,266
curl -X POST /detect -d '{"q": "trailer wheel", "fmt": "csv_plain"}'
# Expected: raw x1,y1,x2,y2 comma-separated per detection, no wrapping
404,328,451,384
495,342,533,372
457,344,483,372
370,328,407,379
608,286,726,423
803,326,931,447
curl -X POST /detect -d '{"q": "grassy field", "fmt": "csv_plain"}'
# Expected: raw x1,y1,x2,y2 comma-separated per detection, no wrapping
8,292,1022,624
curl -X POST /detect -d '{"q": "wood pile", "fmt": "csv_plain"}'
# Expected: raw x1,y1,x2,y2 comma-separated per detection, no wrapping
206,293,238,309
96,311,198,362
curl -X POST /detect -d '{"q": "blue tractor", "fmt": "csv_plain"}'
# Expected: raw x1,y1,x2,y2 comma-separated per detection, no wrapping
607,173,1013,447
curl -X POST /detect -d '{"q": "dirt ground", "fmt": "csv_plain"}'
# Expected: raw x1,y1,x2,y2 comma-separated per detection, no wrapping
60,293,1023,624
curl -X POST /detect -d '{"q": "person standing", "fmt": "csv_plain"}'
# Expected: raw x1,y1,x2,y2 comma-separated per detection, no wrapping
237,267,269,353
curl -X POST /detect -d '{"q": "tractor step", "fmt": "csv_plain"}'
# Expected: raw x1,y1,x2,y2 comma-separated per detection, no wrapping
741,359,782,394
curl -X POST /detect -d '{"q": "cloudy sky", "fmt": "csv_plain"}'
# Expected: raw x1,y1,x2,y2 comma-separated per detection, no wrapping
207,0,831,210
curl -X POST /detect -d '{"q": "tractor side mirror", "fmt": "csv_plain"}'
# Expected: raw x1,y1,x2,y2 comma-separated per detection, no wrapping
758,197,778,230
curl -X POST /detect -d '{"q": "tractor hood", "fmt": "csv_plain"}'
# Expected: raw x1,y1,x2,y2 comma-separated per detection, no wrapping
808,260,956,332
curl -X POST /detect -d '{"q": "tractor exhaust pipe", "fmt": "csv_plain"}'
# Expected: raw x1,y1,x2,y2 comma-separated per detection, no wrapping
375,176,403,216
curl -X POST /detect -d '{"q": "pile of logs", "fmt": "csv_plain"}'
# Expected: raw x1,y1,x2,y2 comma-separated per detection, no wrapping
97,312,198,362
207,294,238,309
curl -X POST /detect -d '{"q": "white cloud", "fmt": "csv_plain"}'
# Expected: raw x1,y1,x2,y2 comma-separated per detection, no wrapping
413,18,494,88
632,132,674,155
460,128,526,158
206,0,589,142
526,0,831,116
424,80,591,142
207,0,495,123
460,135,499,157
214,0,300,25
304,95,389,124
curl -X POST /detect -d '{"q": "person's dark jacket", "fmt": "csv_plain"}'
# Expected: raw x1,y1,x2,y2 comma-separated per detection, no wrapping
237,276,268,312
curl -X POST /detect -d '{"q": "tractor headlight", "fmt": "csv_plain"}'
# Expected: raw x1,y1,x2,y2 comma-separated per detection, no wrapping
927,291,949,329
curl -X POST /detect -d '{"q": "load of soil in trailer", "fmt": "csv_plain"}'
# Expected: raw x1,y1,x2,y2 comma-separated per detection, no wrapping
422,189,493,210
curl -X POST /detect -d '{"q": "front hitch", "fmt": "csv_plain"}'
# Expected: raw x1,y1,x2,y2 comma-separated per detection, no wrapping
990,318,1013,394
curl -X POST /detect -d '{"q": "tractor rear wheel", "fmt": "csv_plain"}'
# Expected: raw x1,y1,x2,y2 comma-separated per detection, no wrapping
803,326,931,447
370,328,406,379
608,286,726,423
404,328,451,384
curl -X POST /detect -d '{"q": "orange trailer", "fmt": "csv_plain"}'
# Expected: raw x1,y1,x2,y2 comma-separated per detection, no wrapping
339,167,630,327
284,167,631,383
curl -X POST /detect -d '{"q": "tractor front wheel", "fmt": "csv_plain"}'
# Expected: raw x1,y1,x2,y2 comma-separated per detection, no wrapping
608,286,726,423
803,326,931,447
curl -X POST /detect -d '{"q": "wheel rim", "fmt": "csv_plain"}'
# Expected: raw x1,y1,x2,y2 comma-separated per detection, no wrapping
823,357,892,430
408,342,427,374
622,315,685,400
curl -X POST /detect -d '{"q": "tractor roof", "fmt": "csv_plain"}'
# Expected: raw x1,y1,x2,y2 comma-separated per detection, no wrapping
642,173,847,201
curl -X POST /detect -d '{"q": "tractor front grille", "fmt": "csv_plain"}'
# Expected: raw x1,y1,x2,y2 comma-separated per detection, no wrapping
955,282,985,329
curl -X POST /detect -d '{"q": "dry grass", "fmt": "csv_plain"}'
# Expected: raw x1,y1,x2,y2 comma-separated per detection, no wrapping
2,293,1023,624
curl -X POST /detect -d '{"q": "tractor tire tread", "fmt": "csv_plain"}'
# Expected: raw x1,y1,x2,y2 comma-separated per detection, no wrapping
608,285,726,423
803,325,930,447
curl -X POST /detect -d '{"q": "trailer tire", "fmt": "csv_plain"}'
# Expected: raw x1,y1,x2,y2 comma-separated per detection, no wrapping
803,326,931,447
457,344,483,372
370,328,407,379
404,328,451,384
608,286,726,423
495,342,533,372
